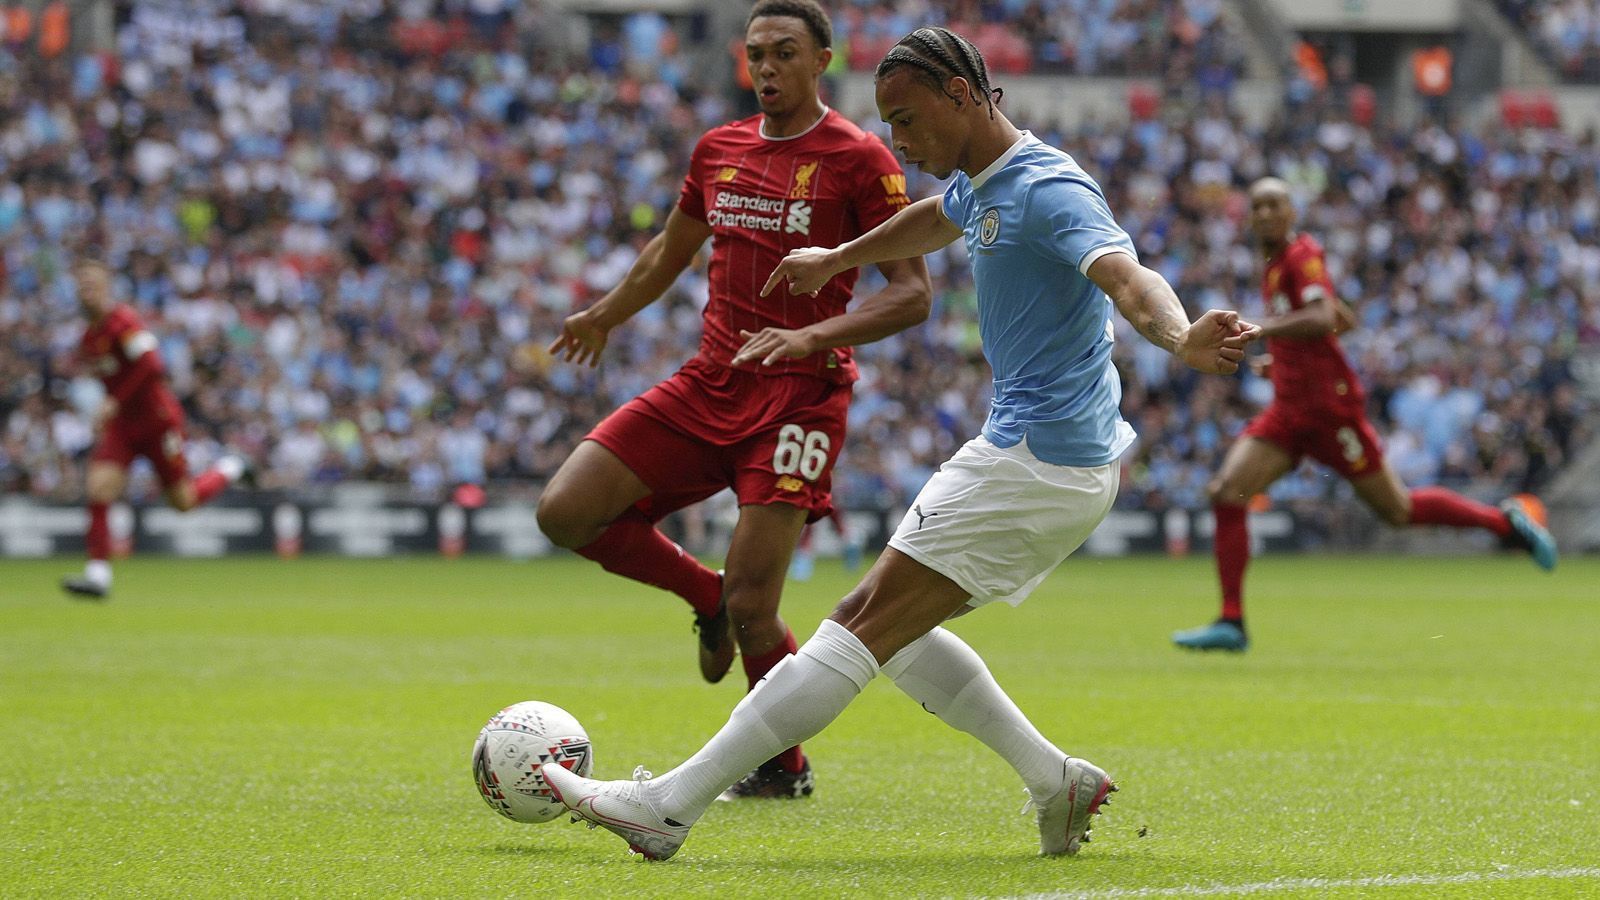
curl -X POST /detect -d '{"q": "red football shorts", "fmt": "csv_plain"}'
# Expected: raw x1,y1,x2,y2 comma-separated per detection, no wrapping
586,359,851,523
91,414,189,487
1242,402,1385,479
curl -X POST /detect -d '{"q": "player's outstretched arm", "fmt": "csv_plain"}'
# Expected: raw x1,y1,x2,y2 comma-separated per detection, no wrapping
548,208,713,367
734,255,931,366
761,196,960,299
1088,251,1260,375
1259,297,1346,339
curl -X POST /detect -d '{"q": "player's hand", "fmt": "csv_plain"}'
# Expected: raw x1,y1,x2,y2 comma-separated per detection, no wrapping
92,399,118,433
761,246,841,298
1177,309,1261,375
547,307,611,368
1333,300,1357,335
733,328,819,367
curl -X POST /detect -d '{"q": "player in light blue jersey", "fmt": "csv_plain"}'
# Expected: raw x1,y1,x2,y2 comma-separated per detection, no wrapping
542,26,1259,861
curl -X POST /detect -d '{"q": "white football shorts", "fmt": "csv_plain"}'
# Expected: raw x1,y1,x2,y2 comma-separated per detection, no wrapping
888,434,1121,607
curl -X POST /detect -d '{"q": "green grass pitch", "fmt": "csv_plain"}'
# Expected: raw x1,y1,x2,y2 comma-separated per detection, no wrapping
3,554,1597,898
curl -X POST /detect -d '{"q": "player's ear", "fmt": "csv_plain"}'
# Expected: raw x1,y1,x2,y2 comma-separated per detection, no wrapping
814,46,832,76
947,76,969,108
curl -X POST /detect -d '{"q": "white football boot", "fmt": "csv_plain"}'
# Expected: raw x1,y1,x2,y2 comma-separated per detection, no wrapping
1027,757,1117,856
543,763,692,861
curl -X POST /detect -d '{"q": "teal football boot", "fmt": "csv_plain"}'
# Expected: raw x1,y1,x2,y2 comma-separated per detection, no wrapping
1501,500,1557,572
1172,619,1249,652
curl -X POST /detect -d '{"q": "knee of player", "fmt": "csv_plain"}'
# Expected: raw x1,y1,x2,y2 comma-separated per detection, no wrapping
534,491,587,548
1377,501,1411,527
1207,480,1245,506
722,577,784,624
87,484,120,504
86,475,122,503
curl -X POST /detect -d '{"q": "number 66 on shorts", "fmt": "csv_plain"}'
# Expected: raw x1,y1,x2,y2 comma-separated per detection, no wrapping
773,425,830,481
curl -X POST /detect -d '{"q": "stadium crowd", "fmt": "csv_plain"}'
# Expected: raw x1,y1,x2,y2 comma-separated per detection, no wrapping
1498,0,1600,83
835,0,1244,83
0,0,1593,539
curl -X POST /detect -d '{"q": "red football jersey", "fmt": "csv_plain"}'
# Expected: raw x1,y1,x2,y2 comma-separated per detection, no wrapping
678,109,911,384
1262,233,1363,410
79,304,182,424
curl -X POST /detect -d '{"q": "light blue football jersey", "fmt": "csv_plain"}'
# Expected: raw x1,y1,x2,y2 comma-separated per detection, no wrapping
941,132,1138,467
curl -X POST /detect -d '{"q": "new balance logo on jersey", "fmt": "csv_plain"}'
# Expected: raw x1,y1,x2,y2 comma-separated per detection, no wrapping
785,202,812,235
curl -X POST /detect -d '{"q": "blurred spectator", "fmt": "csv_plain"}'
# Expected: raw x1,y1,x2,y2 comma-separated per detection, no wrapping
1499,0,1600,82
835,0,1244,85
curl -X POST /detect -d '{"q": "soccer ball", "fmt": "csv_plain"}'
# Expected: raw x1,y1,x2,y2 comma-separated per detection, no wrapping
472,700,594,823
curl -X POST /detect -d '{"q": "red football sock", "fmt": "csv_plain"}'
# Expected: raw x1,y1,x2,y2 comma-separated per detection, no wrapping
192,469,228,505
576,507,723,617
86,502,110,561
742,628,804,771
1408,487,1511,536
1213,502,1249,622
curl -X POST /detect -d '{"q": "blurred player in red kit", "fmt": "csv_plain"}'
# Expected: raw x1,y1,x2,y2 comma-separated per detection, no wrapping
536,0,930,798
1173,178,1557,652
61,257,250,600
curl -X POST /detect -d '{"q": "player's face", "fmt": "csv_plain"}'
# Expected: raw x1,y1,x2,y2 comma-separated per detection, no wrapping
746,17,829,118
1249,189,1294,243
75,265,112,318
876,69,966,180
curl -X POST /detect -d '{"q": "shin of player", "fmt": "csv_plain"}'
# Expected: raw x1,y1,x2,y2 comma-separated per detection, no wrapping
1173,179,1556,652
543,25,1257,860
63,257,250,600
537,0,931,799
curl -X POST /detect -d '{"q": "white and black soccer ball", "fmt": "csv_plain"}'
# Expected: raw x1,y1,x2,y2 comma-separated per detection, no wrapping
472,700,594,824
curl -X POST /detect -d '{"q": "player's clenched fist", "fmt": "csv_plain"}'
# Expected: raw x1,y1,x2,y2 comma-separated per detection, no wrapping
761,246,841,299
547,307,611,368
1177,309,1261,375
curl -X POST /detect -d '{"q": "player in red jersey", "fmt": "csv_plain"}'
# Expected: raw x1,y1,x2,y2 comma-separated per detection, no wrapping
537,0,930,798
61,257,250,600
1172,178,1557,652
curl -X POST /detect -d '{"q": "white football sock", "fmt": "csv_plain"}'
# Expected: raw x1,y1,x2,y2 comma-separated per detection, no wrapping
652,619,878,823
882,627,1067,798
85,559,112,589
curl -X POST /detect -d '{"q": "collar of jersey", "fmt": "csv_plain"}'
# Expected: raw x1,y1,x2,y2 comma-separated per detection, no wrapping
760,106,831,142
970,131,1031,191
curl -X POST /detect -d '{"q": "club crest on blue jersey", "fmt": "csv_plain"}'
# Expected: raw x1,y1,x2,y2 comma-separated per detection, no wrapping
979,208,1001,245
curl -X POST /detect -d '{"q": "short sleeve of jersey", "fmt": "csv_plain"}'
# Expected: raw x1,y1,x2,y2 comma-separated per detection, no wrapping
942,176,973,232
106,307,138,342
676,132,712,223
851,135,912,232
1288,238,1335,305
1023,175,1136,275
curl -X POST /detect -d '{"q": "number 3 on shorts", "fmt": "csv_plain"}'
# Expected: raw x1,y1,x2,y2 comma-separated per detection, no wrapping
1336,426,1364,464
773,424,831,482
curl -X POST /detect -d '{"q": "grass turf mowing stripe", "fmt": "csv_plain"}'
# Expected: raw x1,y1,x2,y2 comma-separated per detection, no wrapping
1014,866,1600,898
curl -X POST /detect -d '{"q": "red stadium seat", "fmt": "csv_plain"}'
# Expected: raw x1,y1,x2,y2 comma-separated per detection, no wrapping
1500,90,1560,129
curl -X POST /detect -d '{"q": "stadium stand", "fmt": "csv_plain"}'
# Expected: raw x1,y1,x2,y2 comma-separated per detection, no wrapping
1498,0,1600,82
0,0,1593,547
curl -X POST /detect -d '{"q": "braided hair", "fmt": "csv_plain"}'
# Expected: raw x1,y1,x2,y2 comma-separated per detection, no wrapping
874,27,1003,117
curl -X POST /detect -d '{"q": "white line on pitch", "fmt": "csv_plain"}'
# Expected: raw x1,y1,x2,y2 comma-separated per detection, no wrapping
1010,866,1600,898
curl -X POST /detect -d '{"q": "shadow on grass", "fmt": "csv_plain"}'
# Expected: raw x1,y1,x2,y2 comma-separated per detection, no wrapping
475,841,596,861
